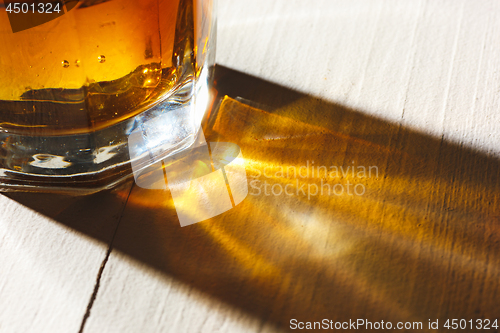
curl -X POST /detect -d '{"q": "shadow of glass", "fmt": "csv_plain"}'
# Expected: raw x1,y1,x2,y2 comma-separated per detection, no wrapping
5,66,500,330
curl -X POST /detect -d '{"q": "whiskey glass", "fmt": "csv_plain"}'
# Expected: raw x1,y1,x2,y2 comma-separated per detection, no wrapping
0,0,216,193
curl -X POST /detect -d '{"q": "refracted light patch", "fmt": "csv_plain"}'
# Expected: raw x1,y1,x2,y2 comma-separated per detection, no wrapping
92,143,124,164
129,129,248,227
29,153,72,169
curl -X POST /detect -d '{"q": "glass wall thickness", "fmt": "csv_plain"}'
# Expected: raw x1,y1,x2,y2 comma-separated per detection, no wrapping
0,0,216,193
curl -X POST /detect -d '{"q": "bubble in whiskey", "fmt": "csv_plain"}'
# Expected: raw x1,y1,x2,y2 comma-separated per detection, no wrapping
75,60,81,67
98,55,106,63
62,60,70,68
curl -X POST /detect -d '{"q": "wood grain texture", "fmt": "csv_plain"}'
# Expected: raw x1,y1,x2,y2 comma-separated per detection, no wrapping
2,1,500,332
0,184,132,333
81,1,500,332
218,0,500,154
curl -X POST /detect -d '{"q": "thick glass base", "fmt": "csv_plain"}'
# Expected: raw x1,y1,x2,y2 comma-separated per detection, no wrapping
0,69,212,194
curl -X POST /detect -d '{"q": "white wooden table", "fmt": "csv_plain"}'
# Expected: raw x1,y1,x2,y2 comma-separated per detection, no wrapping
2,1,500,332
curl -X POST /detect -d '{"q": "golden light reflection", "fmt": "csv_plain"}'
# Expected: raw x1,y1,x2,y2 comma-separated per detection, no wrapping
198,221,282,280
119,84,500,327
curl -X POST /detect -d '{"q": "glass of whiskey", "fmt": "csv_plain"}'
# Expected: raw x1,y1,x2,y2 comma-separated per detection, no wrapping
0,0,216,193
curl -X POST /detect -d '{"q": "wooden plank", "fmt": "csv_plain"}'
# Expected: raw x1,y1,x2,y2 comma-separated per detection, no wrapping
2,0,499,332
0,183,132,333
82,1,500,332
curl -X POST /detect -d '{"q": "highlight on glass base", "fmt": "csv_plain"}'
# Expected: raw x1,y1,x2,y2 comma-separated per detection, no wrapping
0,0,216,194
130,127,248,227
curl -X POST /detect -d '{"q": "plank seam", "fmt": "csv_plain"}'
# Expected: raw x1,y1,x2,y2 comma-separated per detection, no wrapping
77,183,135,333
